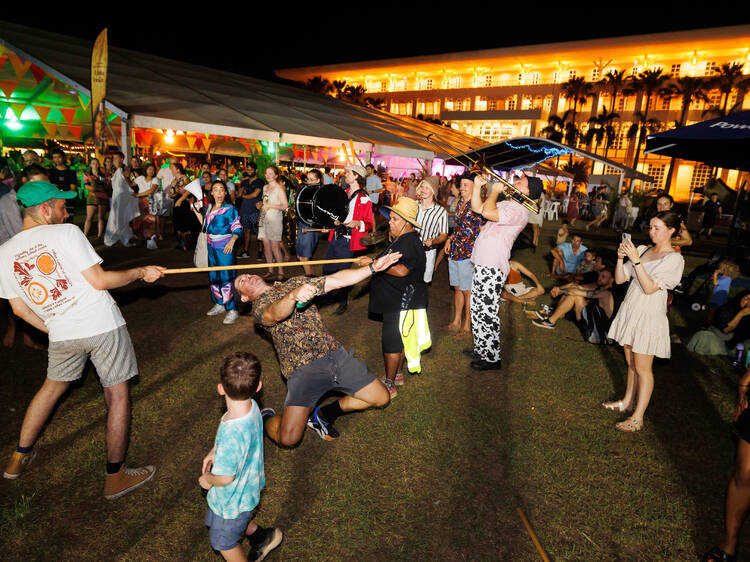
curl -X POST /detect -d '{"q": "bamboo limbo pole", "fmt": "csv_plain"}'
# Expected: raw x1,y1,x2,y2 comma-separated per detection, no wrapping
163,258,359,275
516,508,550,562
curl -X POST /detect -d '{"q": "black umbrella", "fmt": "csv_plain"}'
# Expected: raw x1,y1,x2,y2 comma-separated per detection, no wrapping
645,110,750,171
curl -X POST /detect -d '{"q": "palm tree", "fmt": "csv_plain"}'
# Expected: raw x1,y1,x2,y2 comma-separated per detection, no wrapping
364,97,387,110
586,108,620,155
563,160,589,187
627,68,669,174
541,113,566,143
561,76,594,122
661,76,709,192
599,69,628,114
305,76,333,95
332,80,347,98
707,62,746,117
732,76,750,113
342,85,367,104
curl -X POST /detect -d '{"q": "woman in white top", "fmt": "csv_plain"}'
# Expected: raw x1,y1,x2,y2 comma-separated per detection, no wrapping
603,210,685,432
133,163,159,244
257,166,288,280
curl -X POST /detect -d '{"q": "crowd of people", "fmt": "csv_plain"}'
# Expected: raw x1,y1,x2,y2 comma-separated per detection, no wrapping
2,146,750,561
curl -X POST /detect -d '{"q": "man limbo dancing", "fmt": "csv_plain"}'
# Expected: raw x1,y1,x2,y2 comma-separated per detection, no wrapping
233,251,401,444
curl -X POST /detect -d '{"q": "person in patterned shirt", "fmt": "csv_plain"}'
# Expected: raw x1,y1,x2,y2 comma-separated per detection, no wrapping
444,173,485,339
233,251,401,445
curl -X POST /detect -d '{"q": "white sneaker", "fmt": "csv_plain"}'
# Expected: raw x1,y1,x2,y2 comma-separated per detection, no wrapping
206,304,225,316
223,310,239,324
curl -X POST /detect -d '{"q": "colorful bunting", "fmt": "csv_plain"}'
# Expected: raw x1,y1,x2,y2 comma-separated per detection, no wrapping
201,137,211,152
0,80,18,100
46,107,63,124
141,131,153,145
78,93,90,110
67,125,82,140
29,64,46,84
0,56,7,73
34,105,52,122
42,122,57,137
8,55,31,79
9,103,26,120
186,135,197,149
59,107,77,124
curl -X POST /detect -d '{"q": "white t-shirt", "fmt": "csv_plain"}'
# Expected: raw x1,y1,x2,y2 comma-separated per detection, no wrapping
135,175,159,194
156,166,174,191
0,223,125,341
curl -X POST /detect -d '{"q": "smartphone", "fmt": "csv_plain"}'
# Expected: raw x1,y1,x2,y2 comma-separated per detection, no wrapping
622,232,631,242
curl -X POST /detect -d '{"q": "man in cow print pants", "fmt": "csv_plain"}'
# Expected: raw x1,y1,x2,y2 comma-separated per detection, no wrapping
467,173,543,370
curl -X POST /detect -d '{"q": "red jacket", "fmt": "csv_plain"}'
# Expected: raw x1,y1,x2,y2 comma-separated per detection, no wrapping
328,188,373,251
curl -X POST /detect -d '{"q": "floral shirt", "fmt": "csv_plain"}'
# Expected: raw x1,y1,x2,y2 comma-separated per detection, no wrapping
252,276,340,379
448,196,486,261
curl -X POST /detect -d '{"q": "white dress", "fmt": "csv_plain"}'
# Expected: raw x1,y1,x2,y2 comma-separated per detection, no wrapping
607,245,685,358
104,168,140,247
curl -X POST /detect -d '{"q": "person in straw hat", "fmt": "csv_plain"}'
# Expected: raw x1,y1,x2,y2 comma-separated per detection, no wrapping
361,197,428,397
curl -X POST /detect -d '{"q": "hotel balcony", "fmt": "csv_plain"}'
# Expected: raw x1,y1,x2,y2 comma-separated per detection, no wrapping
441,109,544,121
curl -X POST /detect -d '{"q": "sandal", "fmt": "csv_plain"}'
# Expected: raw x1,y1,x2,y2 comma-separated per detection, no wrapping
602,400,634,413
701,546,736,562
615,417,643,432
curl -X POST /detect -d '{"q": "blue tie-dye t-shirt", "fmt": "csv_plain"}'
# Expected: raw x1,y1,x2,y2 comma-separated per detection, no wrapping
207,400,265,519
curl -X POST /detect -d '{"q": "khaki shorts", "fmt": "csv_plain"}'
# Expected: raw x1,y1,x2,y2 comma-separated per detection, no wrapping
47,325,138,387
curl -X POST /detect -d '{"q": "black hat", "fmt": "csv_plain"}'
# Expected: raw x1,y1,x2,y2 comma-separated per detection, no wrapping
526,176,543,201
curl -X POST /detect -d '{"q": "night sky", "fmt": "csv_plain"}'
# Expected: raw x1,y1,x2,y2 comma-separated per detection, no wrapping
3,6,746,83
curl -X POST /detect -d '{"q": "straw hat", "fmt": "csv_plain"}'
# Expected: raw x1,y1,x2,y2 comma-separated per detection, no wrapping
417,176,440,197
382,197,421,229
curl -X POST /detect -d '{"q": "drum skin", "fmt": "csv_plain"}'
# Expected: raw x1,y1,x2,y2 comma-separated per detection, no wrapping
296,184,348,227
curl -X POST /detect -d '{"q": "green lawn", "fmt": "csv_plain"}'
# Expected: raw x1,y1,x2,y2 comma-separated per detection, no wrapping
0,220,745,560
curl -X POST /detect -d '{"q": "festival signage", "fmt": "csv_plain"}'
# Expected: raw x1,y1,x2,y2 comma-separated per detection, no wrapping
91,29,108,159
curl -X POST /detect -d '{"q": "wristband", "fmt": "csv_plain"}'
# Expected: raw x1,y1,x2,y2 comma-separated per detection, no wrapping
369,262,376,274
632,261,641,266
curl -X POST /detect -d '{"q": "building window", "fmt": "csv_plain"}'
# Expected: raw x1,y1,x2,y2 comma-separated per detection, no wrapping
453,76,462,88
670,64,681,77
517,73,524,85
568,69,577,80
475,97,487,111
424,79,433,90
394,79,405,92
543,95,552,112
691,164,712,189
616,95,626,112
506,96,517,110
488,99,496,111
705,61,717,76
646,164,666,190
485,75,492,87
661,96,671,110
708,90,721,107
528,71,540,85
603,165,621,175
631,66,640,77
591,68,601,81
380,81,387,93
521,95,533,110
552,71,560,84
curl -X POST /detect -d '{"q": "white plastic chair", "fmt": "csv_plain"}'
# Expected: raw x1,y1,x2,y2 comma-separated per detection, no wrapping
544,201,560,221
561,198,569,214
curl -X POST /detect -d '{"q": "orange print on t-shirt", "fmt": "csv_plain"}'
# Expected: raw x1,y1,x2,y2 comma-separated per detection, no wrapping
36,252,57,275
27,282,48,305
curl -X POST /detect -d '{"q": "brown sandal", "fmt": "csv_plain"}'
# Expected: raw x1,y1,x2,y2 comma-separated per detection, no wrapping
615,417,643,432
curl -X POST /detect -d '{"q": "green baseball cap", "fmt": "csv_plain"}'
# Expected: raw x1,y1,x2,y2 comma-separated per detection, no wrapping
16,181,77,208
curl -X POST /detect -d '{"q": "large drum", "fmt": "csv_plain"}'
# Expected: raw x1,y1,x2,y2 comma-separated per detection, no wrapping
296,184,348,228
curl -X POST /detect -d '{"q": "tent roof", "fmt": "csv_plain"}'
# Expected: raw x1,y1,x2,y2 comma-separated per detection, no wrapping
645,111,750,171
0,21,484,157
443,136,653,182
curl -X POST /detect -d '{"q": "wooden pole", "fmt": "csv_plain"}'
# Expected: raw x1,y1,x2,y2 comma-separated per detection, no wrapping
163,257,358,275
516,508,550,562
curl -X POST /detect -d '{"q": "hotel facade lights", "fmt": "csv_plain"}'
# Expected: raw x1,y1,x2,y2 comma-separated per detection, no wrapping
277,26,750,200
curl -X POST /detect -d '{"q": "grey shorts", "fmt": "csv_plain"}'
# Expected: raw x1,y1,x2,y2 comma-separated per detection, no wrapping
47,325,138,387
284,347,375,408
448,258,473,291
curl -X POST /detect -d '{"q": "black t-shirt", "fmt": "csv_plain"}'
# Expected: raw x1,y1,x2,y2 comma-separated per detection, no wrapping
49,167,78,193
369,230,427,314
239,177,264,215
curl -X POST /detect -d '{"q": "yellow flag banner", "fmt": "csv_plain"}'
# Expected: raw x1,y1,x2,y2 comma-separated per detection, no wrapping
90,29,108,159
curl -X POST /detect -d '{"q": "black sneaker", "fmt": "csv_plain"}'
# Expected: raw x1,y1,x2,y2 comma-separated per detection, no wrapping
248,526,283,562
306,406,339,441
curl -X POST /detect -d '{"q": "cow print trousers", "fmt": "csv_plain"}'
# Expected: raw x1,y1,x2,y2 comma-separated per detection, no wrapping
470,264,507,363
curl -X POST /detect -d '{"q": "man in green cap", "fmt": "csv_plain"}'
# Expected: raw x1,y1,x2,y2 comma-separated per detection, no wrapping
0,181,166,499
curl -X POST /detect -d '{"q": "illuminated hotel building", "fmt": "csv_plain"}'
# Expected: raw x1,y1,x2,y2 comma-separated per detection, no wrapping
277,25,750,200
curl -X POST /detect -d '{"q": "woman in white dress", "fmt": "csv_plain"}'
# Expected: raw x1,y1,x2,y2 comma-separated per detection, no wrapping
603,210,685,432
133,163,159,244
257,165,288,280
104,152,140,247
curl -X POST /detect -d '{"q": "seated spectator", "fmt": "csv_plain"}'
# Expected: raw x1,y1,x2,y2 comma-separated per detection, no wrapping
556,219,569,244
686,290,750,356
501,260,545,305
532,269,615,330
710,260,740,311
550,235,587,280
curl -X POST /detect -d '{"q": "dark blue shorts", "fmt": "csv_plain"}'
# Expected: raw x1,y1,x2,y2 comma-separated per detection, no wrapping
240,214,258,232
296,228,319,258
205,508,253,551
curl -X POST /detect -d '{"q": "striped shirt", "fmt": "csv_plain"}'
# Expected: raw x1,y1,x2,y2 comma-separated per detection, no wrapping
416,202,449,245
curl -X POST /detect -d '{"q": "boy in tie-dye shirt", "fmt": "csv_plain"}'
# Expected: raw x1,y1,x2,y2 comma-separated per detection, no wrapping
199,352,282,561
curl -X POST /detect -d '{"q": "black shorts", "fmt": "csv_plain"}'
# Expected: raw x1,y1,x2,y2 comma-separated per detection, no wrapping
382,311,403,354
284,347,375,408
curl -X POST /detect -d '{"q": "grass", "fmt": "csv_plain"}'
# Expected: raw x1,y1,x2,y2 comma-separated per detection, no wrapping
0,219,746,560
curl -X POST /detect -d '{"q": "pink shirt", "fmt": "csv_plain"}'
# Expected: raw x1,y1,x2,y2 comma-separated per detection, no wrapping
470,200,529,275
